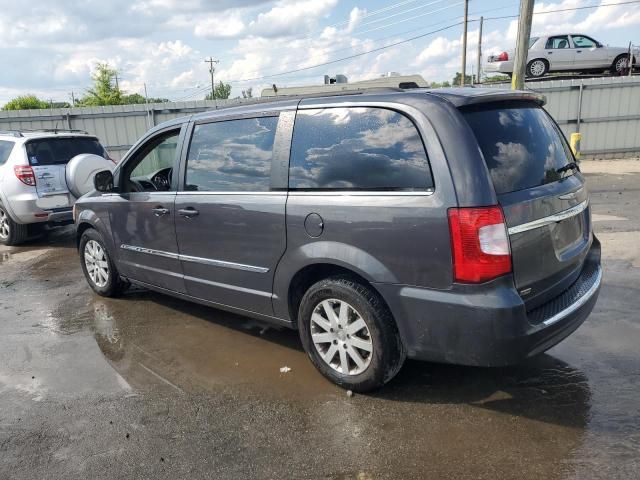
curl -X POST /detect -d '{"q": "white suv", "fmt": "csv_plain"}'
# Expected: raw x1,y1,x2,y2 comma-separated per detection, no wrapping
0,130,110,245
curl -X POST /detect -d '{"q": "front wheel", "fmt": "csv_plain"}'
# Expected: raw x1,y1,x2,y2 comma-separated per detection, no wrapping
79,229,128,297
611,54,631,75
526,59,548,78
298,277,405,392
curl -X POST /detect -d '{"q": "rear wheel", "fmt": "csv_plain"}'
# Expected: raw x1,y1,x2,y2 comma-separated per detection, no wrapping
0,206,28,246
298,277,405,392
526,59,548,78
79,229,128,297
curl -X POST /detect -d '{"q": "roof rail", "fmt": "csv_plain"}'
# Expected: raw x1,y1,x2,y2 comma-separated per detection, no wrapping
20,128,90,135
0,130,24,137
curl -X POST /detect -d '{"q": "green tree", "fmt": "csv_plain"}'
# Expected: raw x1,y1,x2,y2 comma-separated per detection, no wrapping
452,72,473,86
429,81,451,88
77,63,123,106
121,93,169,104
241,87,253,99
205,81,232,100
2,94,49,110
483,74,511,83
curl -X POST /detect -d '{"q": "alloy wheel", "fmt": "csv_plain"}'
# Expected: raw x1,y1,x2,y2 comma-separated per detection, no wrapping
0,209,10,240
84,240,110,288
615,56,629,73
310,299,373,375
529,60,546,77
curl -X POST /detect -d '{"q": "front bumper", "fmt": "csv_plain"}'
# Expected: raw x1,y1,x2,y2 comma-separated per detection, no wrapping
375,240,601,366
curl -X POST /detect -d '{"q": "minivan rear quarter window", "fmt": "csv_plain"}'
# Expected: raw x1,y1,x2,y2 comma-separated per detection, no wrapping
289,107,433,191
25,137,106,166
462,103,574,194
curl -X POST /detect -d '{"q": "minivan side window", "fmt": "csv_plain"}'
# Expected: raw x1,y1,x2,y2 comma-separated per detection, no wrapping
184,116,278,192
289,107,433,191
123,130,180,193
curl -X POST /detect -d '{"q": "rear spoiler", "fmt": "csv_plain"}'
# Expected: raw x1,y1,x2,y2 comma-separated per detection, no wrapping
424,88,546,108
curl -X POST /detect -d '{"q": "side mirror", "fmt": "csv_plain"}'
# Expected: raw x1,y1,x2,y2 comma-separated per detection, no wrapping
94,170,114,193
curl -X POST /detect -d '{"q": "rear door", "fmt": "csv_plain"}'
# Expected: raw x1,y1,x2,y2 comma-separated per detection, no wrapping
174,114,289,316
543,35,575,70
25,136,108,209
462,102,592,309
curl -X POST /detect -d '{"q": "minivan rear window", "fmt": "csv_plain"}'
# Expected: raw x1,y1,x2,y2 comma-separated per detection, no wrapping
462,103,574,194
0,140,14,165
25,137,106,166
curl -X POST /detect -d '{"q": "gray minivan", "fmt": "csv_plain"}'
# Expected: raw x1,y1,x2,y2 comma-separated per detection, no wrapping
75,88,602,392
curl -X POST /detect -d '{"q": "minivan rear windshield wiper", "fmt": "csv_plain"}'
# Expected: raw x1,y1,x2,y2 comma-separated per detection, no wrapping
557,162,580,174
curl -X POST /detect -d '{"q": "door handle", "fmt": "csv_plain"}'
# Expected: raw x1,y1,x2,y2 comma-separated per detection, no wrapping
547,51,553,54
178,207,199,218
576,50,582,53
152,206,170,217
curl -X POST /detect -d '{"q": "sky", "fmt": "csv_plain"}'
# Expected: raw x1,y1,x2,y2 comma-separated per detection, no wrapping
0,0,639,104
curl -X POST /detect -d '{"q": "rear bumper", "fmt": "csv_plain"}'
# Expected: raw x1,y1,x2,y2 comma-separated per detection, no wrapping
2,191,73,225
376,240,601,366
484,61,513,74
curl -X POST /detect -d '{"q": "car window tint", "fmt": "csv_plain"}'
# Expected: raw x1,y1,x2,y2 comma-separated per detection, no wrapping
185,116,277,192
25,137,106,166
0,140,15,165
289,107,432,191
462,103,574,195
130,133,179,178
545,36,570,49
572,35,596,48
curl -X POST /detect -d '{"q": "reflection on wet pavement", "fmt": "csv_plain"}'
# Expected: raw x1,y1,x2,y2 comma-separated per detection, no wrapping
1,165,640,479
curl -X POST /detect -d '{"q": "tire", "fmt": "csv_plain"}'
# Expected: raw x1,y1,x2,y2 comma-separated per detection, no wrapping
79,229,128,297
611,54,631,75
0,205,28,246
298,276,405,392
526,59,548,78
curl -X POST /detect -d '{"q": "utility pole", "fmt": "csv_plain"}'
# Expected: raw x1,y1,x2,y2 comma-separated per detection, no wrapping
511,0,534,90
144,83,151,128
70,91,75,107
114,72,120,90
476,16,484,84
461,0,469,86
204,57,219,104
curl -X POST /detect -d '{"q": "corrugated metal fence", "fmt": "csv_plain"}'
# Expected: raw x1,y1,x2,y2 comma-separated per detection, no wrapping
0,99,248,160
483,76,640,158
1,76,640,159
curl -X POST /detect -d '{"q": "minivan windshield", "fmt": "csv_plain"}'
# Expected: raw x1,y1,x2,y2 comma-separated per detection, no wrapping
25,137,106,166
462,103,574,194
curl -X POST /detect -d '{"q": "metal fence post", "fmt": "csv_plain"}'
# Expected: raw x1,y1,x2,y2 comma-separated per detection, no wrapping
576,81,584,133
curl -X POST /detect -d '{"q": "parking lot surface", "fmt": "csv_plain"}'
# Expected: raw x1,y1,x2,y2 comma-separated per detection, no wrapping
1,160,639,479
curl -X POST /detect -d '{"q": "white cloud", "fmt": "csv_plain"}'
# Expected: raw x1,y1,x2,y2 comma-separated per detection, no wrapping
249,0,338,37
194,13,246,39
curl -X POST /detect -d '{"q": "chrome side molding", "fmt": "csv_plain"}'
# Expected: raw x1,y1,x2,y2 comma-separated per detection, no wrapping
508,199,589,235
120,244,269,273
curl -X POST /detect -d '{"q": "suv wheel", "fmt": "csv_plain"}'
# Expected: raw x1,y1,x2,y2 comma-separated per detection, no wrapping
0,206,28,246
79,229,128,297
298,277,405,392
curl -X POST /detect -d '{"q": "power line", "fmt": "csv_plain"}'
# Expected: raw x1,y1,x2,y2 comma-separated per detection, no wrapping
484,0,640,21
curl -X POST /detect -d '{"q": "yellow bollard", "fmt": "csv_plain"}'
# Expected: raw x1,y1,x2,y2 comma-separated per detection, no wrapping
570,132,582,160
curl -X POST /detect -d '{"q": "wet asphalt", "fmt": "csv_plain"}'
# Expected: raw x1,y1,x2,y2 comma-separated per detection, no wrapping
0,164,639,479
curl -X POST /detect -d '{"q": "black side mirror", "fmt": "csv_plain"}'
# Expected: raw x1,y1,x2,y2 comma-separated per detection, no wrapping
94,170,114,193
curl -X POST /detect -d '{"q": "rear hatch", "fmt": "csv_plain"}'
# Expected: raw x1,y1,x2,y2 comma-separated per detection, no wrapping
25,136,107,207
462,101,592,309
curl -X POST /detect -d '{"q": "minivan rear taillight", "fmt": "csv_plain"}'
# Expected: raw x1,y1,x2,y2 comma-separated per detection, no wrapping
448,206,511,283
14,165,36,186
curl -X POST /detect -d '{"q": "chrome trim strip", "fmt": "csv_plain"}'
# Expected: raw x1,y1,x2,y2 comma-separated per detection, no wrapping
176,191,285,196
121,244,179,259
508,200,589,235
288,190,435,197
542,265,602,326
120,244,269,273
183,275,272,297
180,254,269,273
